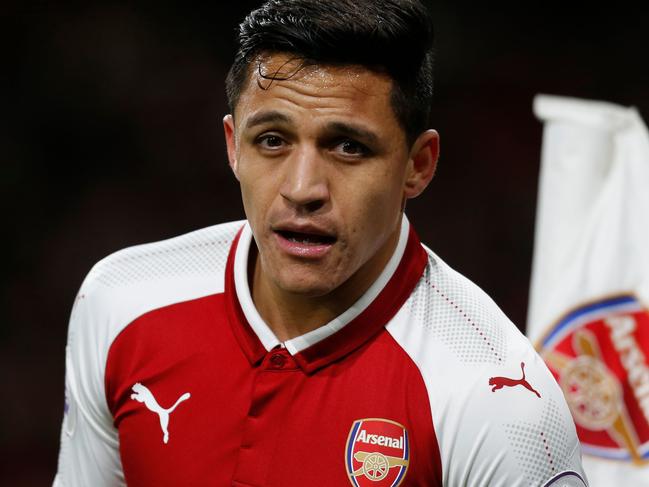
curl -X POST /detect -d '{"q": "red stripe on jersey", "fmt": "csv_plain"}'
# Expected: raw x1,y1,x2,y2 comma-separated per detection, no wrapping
225,225,267,366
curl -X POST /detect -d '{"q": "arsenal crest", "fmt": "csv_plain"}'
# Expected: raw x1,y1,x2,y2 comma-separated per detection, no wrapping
539,294,649,464
345,418,409,486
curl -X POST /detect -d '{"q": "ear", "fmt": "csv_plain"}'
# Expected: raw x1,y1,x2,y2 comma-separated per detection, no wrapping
404,129,439,199
223,114,239,180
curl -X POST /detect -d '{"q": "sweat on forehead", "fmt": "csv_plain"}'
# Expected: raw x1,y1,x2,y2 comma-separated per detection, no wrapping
251,53,390,93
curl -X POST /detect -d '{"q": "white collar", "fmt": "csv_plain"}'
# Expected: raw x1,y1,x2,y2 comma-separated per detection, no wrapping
233,217,411,354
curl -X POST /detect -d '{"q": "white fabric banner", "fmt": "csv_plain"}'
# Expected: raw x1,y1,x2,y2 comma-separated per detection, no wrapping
528,94,649,485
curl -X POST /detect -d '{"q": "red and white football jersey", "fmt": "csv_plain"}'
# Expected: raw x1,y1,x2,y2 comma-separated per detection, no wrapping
54,218,588,486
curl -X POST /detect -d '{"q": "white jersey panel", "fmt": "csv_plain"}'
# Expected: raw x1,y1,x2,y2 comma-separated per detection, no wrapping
387,248,588,487
53,220,243,487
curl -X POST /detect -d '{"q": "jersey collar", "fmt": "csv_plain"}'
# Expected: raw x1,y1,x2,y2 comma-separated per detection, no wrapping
224,217,428,373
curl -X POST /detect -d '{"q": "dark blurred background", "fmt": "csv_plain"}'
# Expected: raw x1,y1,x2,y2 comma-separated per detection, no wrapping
2,1,648,484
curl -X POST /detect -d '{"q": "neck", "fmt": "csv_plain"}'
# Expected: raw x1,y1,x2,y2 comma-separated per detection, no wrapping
250,223,402,342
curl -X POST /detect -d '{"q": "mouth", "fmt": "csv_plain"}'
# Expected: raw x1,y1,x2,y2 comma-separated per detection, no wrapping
272,226,337,258
275,230,337,246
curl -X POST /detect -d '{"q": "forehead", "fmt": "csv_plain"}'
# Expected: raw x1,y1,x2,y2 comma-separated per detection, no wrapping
234,52,398,124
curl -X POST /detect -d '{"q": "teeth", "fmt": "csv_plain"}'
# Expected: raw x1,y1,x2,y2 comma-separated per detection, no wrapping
289,236,316,244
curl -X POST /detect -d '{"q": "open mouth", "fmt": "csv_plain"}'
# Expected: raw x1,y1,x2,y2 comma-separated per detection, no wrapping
275,230,336,246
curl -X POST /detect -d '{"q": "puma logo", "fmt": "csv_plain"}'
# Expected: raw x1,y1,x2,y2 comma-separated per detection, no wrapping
489,362,541,398
130,383,191,444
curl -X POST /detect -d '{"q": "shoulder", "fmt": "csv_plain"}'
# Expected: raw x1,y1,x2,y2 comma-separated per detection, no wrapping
65,220,245,400
387,246,587,485
388,245,519,368
82,220,243,296
76,219,243,324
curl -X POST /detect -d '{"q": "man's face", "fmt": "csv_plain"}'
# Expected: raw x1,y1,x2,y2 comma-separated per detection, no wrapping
224,53,436,298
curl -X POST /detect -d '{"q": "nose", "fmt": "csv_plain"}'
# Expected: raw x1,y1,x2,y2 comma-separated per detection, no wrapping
280,146,329,213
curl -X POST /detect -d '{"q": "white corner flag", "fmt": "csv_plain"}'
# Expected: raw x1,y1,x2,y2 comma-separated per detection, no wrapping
528,94,649,485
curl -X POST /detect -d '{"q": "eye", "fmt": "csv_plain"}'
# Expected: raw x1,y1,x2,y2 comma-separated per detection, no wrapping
336,139,371,157
256,134,286,150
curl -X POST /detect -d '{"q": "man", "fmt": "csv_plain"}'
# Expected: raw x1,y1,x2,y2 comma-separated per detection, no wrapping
54,0,588,485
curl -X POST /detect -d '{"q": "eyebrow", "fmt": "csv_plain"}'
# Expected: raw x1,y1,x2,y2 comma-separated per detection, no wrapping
327,121,379,146
244,110,292,130
243,111,380,146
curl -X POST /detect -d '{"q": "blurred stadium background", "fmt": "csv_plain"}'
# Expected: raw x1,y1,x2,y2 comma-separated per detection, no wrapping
2,1,647,484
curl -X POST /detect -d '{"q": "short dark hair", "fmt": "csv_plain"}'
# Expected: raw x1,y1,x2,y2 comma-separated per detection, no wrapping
225,0,435,145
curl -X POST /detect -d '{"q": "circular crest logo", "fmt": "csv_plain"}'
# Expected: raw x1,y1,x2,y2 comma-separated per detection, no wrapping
538,294,649,464
345,418,409,486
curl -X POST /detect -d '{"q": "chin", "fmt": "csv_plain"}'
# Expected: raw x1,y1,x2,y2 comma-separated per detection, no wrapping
275,270,343,298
